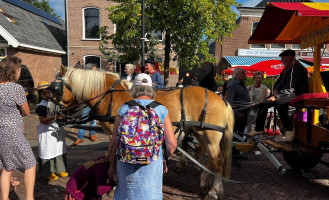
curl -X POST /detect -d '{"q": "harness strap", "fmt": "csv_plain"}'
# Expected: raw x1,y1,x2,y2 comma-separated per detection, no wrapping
178,87,225,132
172,121,225,132
107,80,122,115
91,80,121,112
201,88,208,128
180,87,186,129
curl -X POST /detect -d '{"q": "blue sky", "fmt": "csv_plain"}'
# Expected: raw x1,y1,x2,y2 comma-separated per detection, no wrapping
50,0,329,20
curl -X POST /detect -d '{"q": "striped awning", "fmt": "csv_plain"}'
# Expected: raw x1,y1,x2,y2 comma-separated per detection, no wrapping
224,56,310,67
224,56,281,67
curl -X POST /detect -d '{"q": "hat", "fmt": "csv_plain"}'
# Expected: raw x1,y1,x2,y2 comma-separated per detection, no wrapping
144,59,155,65
279,50,295,57
37,81,51,90
133,73,152,87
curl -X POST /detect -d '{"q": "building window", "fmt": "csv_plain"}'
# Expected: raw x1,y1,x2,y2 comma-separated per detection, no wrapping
146,30,163,41
251,22,265,48
83,8,100,39
291,44,300,50
84,55,101,69
0,48,6,61
270,44,286,49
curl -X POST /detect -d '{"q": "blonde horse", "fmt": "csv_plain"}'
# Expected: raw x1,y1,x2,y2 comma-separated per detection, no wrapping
58,68,234,200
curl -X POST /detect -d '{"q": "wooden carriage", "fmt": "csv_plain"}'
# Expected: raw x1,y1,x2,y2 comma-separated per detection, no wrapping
243,2,329,173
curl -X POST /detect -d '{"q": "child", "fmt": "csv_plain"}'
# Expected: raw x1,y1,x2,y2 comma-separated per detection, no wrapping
36,81,68,181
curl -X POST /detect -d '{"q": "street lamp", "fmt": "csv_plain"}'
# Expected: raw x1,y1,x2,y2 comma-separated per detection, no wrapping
141,0,145,73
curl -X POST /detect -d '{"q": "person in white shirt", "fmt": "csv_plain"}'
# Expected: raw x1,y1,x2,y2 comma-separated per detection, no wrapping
122,63,136,82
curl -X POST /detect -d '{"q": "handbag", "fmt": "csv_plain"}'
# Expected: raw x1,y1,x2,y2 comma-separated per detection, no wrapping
65,154,116,200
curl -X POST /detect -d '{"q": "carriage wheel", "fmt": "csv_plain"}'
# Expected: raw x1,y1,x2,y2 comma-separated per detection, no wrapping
283,150,323,171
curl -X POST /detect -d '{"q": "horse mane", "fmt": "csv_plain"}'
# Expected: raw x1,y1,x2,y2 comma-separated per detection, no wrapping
63,68,131,100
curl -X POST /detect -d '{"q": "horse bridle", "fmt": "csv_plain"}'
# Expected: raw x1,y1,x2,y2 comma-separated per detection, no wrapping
50,77,125,126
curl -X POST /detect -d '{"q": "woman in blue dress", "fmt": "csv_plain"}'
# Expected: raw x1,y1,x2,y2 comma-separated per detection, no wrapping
108,73,177,200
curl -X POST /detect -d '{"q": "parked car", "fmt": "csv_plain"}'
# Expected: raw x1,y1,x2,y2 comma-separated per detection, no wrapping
17,65,36,103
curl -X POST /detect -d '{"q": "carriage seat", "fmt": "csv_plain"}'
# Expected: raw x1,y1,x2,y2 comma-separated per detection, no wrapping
290,92,329,106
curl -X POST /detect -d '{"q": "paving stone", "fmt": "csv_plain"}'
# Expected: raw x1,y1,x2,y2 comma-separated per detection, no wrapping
6,113,329,199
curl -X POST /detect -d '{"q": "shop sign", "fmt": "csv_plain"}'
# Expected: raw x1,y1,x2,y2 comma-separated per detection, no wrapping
301,18,329,49
300,51,329,58
238,49,281,57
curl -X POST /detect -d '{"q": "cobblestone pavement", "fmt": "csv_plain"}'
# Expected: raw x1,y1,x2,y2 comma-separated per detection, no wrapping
7,111,329,199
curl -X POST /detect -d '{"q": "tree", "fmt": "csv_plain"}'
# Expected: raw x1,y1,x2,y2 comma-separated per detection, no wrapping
105,0,238,86
22,0,59,18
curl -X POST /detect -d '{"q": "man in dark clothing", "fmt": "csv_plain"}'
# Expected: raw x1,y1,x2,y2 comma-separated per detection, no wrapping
249,50,308,142
227,67,251,133
190,76,200,86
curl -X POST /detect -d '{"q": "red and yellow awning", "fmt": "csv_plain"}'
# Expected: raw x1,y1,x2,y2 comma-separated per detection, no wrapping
248,2,329,94
249,3,329,45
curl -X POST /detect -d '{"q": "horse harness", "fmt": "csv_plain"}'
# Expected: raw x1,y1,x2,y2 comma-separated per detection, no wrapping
50,79,125,126
172,87,226,133
52,77,227,134
51,79,252,183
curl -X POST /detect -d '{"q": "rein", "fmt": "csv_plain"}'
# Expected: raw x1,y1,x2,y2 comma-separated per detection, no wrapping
53,79,127,125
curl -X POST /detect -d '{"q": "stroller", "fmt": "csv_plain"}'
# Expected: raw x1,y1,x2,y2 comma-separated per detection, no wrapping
65,154,116,200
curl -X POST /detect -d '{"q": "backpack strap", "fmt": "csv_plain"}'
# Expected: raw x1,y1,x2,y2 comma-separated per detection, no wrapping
125,100,162,109
147,101,162,109
125,100,141,107
125,100,147,110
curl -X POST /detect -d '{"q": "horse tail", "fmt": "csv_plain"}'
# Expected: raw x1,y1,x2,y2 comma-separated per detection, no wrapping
221,102,234,178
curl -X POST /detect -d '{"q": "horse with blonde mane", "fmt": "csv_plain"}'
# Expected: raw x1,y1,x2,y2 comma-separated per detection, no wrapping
57,67,234,200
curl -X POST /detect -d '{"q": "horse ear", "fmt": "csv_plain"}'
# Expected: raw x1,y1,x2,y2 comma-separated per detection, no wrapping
60,64,67,77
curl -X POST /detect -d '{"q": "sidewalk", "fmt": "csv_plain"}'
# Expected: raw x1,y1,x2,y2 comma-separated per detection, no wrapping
8,111,329,199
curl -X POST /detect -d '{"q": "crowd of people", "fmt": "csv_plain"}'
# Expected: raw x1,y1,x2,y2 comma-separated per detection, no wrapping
0,49,309,199
225,50,308,143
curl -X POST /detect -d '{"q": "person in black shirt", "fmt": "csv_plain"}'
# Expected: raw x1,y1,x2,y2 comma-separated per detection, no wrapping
249,50,308,142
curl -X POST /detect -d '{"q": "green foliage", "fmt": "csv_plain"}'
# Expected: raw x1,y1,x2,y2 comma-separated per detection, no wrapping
104,0,238,86
22,0,59,18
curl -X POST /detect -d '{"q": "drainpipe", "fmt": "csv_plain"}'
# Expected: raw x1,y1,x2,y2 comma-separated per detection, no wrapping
65,0,69,67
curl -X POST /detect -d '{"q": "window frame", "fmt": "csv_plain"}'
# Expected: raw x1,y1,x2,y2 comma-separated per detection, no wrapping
270,44,286,49
250,21,266,49
83,55,102,69
145,30,164,42
0,48,7,60
82,7,101,40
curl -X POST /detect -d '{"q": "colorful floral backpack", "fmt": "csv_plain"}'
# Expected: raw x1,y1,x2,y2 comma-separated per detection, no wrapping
116,100,165,164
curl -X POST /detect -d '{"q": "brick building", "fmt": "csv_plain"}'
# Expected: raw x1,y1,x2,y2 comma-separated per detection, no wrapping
66,0,115,71
212,0,328,74
0,0,66,87
66,0,178,86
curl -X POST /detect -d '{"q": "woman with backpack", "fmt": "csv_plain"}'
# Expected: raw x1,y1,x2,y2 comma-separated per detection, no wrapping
108,73,177,200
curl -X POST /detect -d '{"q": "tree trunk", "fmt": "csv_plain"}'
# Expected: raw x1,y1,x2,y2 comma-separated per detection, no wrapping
164,33,171,87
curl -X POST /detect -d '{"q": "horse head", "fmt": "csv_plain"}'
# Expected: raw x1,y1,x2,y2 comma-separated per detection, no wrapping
50,67,132,132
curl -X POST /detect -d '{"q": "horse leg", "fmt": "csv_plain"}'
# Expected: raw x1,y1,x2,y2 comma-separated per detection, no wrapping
203,130,225,200
175,127,187,168
200,162,213,195
192,130,207,172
